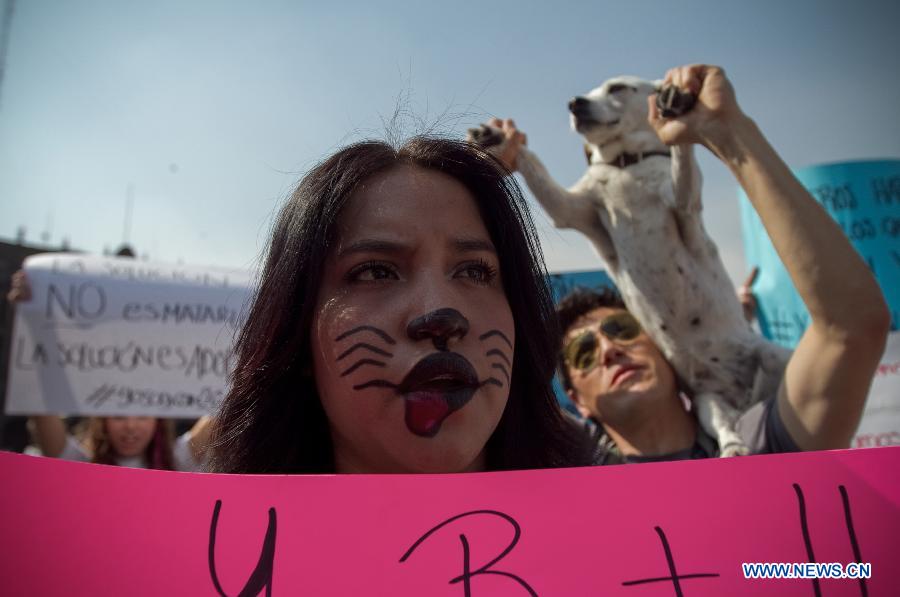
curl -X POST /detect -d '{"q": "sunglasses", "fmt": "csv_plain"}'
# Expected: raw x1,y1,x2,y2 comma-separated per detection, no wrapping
564,311,643,372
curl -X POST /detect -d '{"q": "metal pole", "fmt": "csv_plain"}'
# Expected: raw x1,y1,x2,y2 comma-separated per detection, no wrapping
123,183,134,244
0,0,16,110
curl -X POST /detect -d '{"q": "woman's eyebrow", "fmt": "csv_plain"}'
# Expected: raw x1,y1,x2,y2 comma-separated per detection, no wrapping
337,239,407,257
336,237,496,257
451,237,497,254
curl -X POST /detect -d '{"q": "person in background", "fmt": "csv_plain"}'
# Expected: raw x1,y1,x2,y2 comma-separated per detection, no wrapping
28,414,210,471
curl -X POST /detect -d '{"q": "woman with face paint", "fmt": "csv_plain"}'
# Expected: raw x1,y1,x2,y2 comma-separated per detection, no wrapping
209,138,594,474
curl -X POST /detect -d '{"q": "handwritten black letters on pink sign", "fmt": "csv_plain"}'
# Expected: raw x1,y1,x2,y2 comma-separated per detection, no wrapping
206,483,868,596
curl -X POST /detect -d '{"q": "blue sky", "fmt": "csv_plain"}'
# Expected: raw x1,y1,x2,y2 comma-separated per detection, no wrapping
1,0,898,284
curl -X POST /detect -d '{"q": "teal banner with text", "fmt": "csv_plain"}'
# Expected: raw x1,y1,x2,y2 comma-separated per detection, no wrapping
740,160,900,347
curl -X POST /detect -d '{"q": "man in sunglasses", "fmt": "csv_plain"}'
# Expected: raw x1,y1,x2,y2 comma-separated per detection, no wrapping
497,64,890,462
557,288,797,463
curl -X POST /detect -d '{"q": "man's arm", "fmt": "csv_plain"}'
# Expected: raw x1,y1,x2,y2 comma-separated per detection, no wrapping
7,271,72,456
649,64,890,451
29,416,69,458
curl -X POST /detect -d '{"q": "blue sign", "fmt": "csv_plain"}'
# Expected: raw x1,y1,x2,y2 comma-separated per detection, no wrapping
547,269,615,303
741,160,900,347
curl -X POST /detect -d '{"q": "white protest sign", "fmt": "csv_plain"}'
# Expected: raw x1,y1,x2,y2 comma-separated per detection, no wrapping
852,330,900,448
5,253,253,417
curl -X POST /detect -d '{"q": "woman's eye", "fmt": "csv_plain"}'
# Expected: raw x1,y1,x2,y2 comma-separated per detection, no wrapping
348,262,399,282
456,261,498,285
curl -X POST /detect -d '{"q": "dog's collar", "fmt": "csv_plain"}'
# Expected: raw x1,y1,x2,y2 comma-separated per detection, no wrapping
593,150,671,168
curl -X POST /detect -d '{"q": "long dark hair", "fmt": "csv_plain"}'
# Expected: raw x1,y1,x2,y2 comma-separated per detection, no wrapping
209,137,592,473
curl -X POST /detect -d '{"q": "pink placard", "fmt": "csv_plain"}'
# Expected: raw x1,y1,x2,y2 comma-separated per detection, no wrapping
1,447,898,596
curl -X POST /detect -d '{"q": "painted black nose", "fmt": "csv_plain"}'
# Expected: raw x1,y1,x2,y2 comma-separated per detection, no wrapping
407,308,470,352
568,96,589,112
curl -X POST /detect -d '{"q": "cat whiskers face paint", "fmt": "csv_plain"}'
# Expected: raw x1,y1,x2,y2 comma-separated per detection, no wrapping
333,325,398,388
335,319,513,438
480,329,512,388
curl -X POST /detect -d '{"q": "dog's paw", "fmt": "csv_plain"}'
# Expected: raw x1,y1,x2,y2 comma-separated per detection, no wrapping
466,124,505,149
655,86,697,119
719,442,750,458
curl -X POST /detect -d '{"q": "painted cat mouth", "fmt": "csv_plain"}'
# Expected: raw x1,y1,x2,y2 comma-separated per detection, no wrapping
397,353,479,438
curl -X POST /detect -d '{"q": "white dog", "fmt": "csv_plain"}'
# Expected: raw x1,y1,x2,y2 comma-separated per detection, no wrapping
469,76,789,456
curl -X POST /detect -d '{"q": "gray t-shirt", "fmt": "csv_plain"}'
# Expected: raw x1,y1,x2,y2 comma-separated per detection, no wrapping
588,397,799,465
